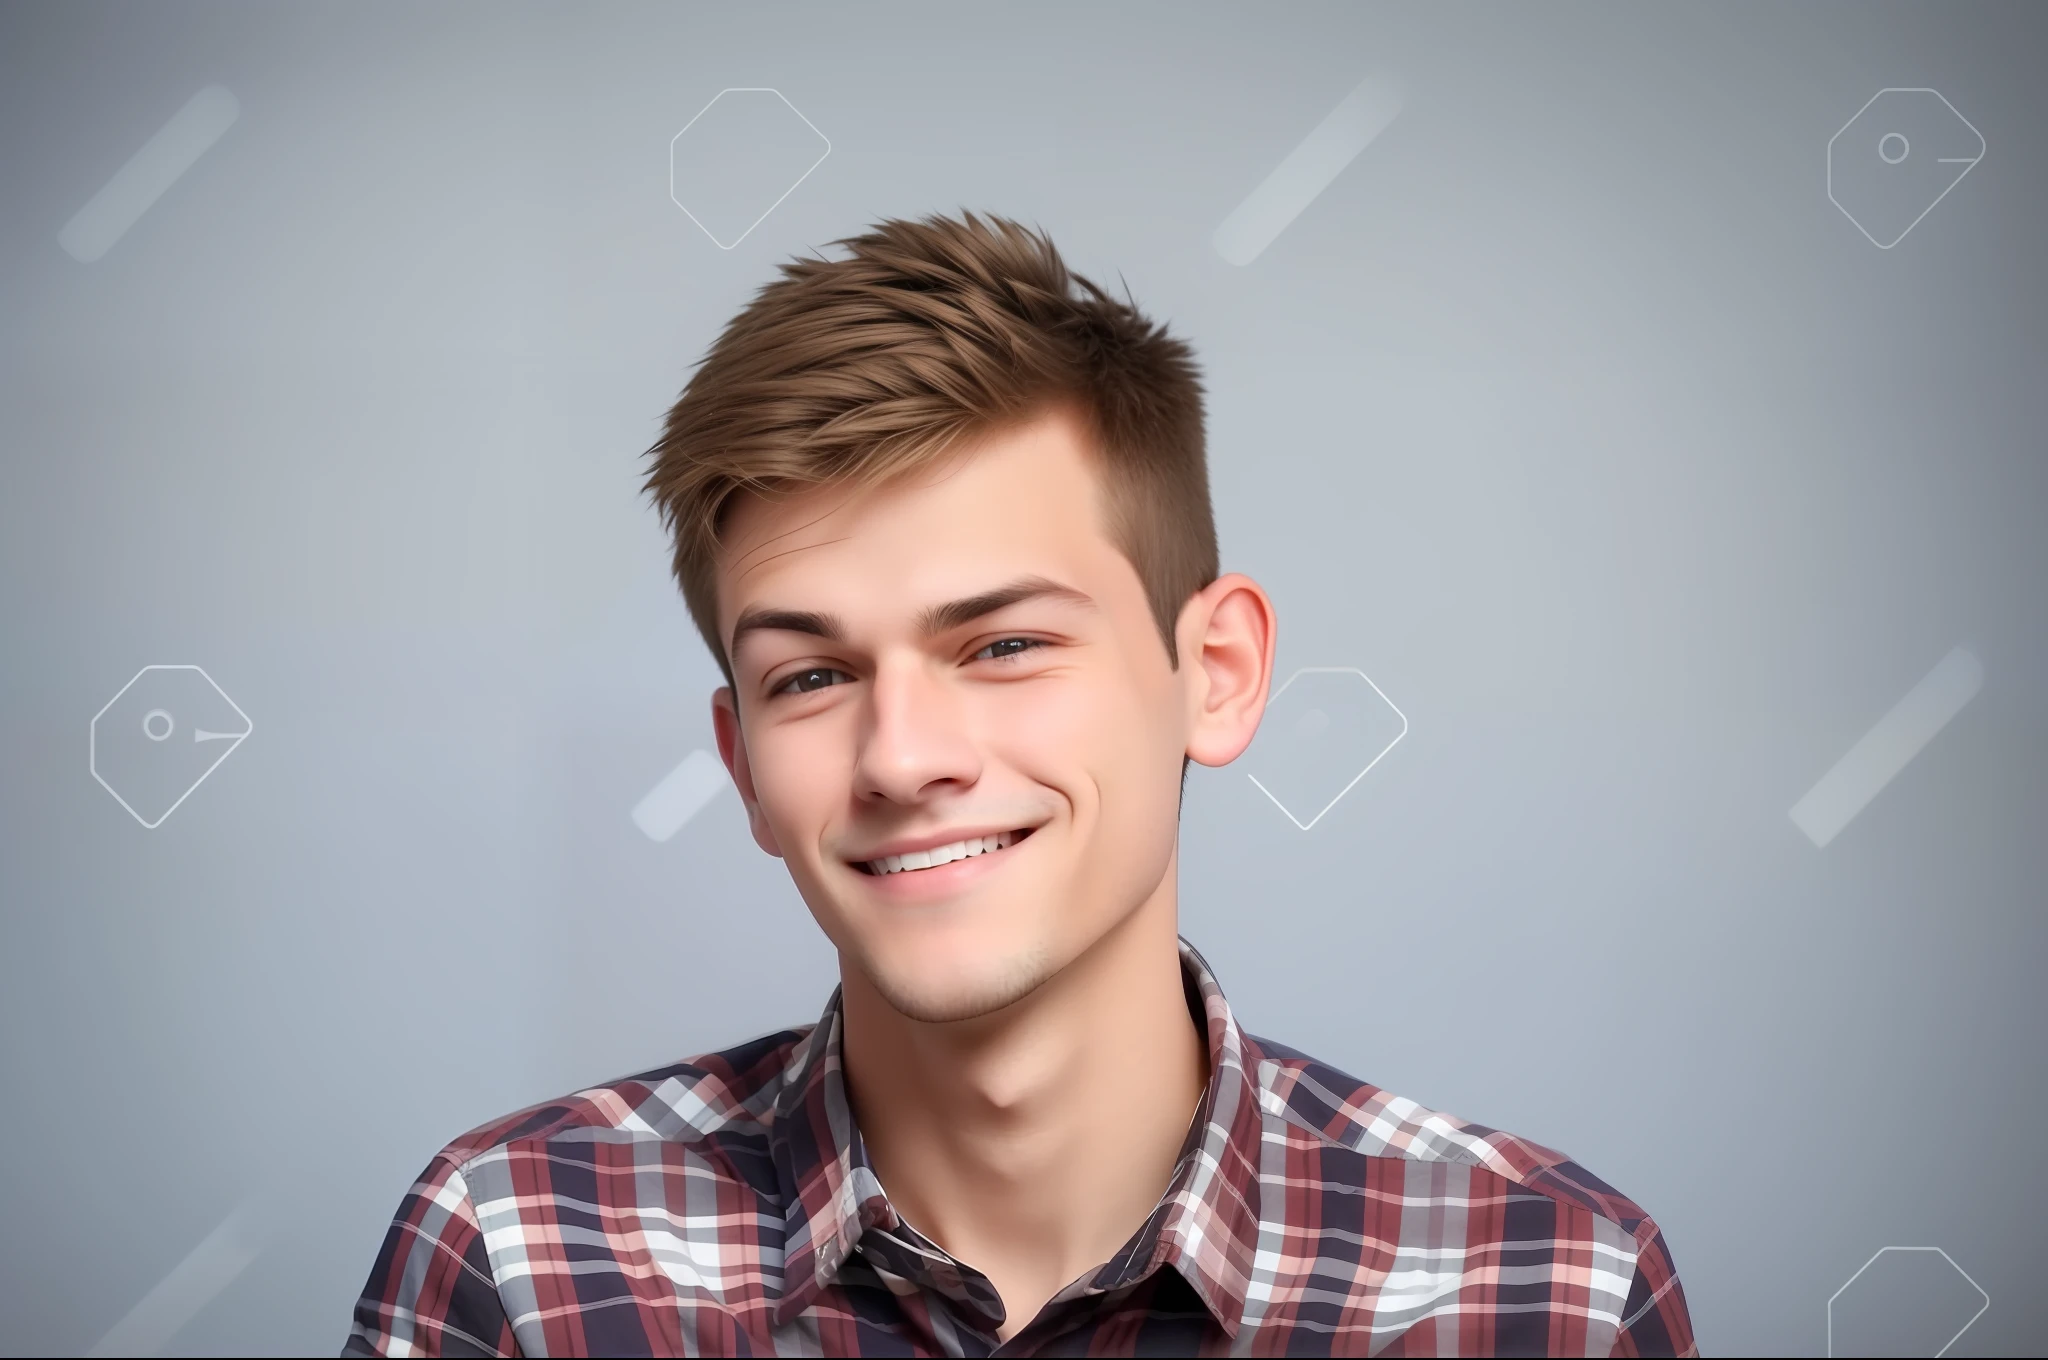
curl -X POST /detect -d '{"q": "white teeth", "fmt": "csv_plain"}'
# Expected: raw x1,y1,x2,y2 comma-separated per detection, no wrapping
867,830,1021,876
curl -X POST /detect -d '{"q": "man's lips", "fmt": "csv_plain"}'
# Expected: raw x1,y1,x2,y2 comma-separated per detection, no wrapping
847,821,1044,863
849,826,1037,875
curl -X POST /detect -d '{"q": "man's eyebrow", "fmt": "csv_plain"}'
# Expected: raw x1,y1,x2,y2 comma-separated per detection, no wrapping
728,575,1099,662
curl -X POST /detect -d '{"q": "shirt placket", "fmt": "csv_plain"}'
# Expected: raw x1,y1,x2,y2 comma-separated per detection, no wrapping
856,1222,1009,1354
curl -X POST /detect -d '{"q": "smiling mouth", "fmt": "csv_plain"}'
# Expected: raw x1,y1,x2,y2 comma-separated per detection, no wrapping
852,826,1037,876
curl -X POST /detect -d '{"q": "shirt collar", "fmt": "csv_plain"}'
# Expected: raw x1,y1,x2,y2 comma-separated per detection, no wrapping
767,939,1265,1337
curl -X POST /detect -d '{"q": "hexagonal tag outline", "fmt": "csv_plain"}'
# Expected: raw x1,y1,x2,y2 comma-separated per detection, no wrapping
1827,88,1985,250
669,87,831,251
1246,665,1409,831
90,664,253,829
1826,1246,1989,1358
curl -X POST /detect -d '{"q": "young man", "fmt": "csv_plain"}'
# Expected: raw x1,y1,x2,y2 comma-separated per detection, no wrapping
345,212,1696,1357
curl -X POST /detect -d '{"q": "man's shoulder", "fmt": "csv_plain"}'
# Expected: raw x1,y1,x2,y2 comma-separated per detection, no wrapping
435,1023,816,1172
1244,1031,1663,1240
1243,1032,1697,1354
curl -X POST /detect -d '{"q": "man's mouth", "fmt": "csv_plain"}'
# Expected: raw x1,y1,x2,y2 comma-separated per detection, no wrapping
852,826,1037,876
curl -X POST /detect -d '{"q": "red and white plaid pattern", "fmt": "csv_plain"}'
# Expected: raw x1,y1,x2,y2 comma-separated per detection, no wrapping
345,941,1696,1356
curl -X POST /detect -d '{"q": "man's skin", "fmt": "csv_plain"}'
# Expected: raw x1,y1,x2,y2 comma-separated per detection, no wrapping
709,401,1278,1340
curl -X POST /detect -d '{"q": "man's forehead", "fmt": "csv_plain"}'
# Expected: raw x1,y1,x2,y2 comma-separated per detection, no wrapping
718,422,1106,620
718,449,981,585
720,477,867,573
723,405,1098,546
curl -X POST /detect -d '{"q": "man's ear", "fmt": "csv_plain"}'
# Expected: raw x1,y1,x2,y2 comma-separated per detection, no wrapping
711,687,784,858
1179,573,1277,770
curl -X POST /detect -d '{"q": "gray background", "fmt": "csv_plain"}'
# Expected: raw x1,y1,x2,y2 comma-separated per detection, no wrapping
1,1,2043,1354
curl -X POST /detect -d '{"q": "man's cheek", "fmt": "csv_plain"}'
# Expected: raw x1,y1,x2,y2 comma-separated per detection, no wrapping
745,752,822,866
994,683,1099,766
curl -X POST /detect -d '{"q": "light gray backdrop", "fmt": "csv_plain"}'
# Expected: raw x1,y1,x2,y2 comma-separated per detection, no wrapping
1,2,2042,1355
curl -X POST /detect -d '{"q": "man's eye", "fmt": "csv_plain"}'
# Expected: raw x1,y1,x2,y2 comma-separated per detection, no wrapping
772,667,848,697
770,640,1045,698
976,637,1047,664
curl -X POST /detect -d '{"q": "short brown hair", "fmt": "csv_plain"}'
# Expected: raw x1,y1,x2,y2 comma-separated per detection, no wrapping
640,209,1218,725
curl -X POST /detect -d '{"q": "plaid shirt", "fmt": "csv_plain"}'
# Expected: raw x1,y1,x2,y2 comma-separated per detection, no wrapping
345,941,1696,1356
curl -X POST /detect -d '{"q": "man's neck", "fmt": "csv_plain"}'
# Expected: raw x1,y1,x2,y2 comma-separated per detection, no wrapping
837,881,1209,1343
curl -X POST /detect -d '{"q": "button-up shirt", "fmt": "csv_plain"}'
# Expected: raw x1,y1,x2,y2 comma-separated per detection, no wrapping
344,941,1696,1356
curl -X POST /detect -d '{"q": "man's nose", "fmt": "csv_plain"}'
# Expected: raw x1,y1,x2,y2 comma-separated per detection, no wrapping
853,657,983,799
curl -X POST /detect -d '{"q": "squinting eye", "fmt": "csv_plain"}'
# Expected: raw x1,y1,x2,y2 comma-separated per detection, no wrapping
771,640,1045,698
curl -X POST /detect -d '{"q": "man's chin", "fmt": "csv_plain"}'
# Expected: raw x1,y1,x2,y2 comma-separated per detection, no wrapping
860,943,1059,1025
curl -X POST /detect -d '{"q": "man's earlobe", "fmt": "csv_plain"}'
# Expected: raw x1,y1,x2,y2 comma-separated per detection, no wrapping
1183,573,1277,770
710,686,785,858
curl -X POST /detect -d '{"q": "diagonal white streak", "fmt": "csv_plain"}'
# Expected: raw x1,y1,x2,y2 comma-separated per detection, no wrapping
87,1197,272,1357
1791,647,1983,848
1212,73,1404,267
633,748,728,842
59,85,240,263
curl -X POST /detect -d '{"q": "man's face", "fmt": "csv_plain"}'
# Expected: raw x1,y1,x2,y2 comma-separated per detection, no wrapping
709,406,1202,1024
